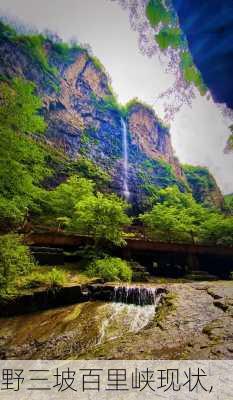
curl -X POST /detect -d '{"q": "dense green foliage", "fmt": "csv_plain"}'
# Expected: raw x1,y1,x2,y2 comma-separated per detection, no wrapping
51,41,84,62
139,158,187,203
18,34,57,76
180,52,207,95
183,164,218,206
140,186,208,243
156,27,182,50
72,157,110,189
73,192,131,245
45,175,131,245
140,186,233,245
46,175,95,219
224,194,233,215
199,213,233,246
0,77,49,227
0,77,46,133
87,257,132,282
0,234,34,291
146,0,172,27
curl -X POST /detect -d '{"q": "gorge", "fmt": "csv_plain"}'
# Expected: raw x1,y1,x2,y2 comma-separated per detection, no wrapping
0,20,223,211
0,19,232,362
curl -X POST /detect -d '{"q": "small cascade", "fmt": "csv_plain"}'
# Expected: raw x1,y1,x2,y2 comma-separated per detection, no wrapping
97,286,165,344
113,286,164,306
121,117,130,200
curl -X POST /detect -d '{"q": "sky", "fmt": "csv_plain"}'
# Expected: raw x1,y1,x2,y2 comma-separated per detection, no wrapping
0,0,232,194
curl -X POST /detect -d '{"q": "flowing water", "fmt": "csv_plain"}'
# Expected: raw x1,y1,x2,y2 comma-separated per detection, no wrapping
121,118,130,200
0,286,164,359
113,286,163,306
97,286,163,344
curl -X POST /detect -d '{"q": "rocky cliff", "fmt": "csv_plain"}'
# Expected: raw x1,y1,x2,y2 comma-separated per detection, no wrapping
0,22,222,210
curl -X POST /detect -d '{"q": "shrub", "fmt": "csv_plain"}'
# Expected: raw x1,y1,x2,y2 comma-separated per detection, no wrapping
0,234,34,289
48,268,66,287
87,257,132,282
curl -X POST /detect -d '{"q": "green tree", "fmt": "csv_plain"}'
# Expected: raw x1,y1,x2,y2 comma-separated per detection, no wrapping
72,192,131,246
200,213,233,246
46,175,131,245
0,77,48,227
140,185,233,245
47,175,95,219
0,234,34,292
140,186,209,243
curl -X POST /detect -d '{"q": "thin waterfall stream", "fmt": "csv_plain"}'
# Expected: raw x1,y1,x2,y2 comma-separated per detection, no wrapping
121,117,130,200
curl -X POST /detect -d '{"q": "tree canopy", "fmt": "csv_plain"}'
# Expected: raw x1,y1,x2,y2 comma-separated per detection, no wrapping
140,186,233,245
0,77,48,227
46,175,131,246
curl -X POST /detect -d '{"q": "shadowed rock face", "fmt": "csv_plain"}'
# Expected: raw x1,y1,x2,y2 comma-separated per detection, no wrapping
0,30,222,208
127,103,183,177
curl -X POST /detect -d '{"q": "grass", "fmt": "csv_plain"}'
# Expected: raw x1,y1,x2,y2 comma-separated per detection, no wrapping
9,263,94,297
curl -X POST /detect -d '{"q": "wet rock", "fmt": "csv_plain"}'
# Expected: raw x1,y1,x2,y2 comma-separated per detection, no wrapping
213,300,228,312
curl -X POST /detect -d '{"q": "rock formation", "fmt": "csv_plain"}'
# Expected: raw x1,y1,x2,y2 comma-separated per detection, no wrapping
0,22,223,209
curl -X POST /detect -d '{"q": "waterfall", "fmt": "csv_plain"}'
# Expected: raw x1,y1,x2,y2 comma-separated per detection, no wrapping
97,286,165,344
113,286,164,306
121,118,130,200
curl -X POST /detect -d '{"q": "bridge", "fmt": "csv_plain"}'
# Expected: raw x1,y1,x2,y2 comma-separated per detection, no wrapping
25,231,233,256
25,231,233,278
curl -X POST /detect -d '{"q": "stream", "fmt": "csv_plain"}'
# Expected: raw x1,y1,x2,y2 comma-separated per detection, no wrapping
0,286,164,359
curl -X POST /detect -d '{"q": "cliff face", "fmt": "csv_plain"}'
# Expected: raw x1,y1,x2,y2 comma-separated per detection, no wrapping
183,165,223,208
127,103,183,177
0,23,222,209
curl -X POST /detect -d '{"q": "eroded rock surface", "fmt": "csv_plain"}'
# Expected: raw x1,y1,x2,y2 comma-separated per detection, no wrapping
0,282,232,360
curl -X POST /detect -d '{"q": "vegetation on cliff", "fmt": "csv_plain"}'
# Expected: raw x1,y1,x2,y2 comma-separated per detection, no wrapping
183,164,223,208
